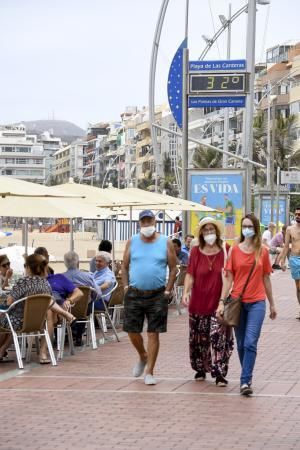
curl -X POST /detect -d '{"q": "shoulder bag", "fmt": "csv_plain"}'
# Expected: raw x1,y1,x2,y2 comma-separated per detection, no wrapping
222,259,256,328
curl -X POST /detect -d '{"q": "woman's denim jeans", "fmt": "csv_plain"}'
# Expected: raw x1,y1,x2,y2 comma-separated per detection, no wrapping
234,301,266,385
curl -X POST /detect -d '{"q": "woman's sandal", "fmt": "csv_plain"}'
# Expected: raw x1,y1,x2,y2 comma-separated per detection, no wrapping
39,358,51,365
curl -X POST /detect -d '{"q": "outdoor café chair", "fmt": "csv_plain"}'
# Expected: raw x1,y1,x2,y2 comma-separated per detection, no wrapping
0,294,56,369
94,281,123,343
170,266,183,315
58,286,97,360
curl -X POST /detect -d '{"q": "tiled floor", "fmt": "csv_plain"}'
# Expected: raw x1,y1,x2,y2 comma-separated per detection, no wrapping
1,270,300,449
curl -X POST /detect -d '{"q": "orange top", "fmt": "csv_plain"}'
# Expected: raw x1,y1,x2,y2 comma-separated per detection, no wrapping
225,245,272,303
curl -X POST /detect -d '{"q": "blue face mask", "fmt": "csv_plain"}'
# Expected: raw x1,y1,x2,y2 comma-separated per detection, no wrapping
242,228,255,239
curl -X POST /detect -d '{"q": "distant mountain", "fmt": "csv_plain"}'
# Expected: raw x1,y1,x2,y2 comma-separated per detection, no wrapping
21,120,85,143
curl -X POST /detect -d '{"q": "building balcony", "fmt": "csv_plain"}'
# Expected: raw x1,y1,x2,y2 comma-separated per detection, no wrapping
136,121,150,132
290,84,300,103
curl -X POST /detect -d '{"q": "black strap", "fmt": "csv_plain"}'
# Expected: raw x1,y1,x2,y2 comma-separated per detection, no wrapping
240,260,256,299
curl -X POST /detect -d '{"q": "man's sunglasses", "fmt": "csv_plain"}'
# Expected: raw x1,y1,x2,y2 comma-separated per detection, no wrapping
1,262,10,268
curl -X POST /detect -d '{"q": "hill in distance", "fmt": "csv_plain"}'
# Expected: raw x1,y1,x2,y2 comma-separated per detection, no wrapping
22,120,86,143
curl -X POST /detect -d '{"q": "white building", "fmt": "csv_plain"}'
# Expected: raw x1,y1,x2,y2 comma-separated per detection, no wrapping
0,124,45,183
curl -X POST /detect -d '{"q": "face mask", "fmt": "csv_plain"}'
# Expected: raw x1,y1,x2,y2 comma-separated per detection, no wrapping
242,228,255,239
140,226,156,238
203,233,217,246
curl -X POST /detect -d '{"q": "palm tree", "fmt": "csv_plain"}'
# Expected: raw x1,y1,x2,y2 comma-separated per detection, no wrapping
192,144,222,168
252,112,298,185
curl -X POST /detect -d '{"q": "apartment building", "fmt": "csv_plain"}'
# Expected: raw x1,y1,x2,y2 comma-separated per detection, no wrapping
82,122,109,184
0,124,45,183
38,131,62,184
255,40,300,154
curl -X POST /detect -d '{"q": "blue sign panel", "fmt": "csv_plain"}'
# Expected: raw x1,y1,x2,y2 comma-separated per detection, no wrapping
167,39,187,129
261,198,287,226
189,59,246,72
189,96,246,108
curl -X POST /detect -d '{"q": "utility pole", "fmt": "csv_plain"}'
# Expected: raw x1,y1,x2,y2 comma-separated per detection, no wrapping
270,99,276,222
181,0,189,236
222,3,231,168
242,0,257,213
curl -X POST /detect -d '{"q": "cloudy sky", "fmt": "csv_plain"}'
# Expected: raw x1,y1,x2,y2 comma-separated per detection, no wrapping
0,0,299,129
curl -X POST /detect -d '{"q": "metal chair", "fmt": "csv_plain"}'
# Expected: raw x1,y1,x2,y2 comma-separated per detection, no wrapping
0,294,56,369
170,266,184,315
58,286,97,360
94,282,123,342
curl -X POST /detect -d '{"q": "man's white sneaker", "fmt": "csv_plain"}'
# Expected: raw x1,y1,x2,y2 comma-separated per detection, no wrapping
144,374,157,385
132,360,147,377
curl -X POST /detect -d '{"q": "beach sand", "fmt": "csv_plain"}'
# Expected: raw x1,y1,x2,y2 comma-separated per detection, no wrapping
0,229,126,273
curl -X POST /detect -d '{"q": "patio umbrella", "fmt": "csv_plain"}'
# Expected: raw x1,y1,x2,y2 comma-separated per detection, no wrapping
0,176,84,198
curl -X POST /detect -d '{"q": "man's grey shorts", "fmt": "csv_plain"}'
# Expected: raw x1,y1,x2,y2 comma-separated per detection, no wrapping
123,286,168,333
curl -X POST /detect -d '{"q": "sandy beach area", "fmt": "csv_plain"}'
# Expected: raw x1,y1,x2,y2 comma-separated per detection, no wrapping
0,229,126,273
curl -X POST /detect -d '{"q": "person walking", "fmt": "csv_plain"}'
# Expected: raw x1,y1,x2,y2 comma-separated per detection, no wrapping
122,210,177,385
182,217,233,386
217,213,277,396
279,206,300,318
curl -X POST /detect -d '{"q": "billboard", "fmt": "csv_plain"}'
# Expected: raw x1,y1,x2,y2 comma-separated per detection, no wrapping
260,197,287,226
188,170,245,242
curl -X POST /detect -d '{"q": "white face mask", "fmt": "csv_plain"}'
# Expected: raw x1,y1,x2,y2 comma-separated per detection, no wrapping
203,233,217,246
140,226,156,238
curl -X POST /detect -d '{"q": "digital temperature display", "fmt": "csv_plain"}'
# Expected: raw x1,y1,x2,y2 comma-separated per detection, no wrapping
189,73,246,94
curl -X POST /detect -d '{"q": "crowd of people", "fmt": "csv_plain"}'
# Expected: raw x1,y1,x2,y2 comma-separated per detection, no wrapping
0,239,117,361
0,205,299,398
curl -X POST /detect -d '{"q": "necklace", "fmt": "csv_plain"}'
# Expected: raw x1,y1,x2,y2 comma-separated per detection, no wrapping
205,253,218,271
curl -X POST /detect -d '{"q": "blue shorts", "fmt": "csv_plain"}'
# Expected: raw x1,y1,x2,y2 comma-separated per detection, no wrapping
289,255,300,280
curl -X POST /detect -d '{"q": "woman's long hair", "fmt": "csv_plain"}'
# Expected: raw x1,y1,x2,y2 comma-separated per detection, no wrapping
198,223,223,250
240,213,262,261
24,254,48,277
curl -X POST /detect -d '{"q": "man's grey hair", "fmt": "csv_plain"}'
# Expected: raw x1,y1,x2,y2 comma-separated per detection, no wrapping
96,251,111,264
64,251,79,270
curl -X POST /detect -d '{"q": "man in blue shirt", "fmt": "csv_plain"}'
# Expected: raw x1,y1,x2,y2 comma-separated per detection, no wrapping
172,238,189,265
64,251,102,346
122,210,177,385
182,234,194,254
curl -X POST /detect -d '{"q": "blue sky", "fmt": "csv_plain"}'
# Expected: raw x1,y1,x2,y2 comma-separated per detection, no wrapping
0,0,299,128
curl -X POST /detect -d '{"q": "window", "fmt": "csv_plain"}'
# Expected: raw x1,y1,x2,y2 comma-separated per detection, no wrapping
16,158,26,164
5,158,15,164
2,146,15,153
16,147,31,153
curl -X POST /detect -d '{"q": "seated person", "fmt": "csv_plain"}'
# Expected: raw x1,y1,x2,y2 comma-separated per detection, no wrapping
0,255,13,290
90,240,112,273
172,238,189,265
270,225,287,270
63,251,102,346
182,234,194,254
93,251,116,310
34,247,83,309
0,254,76,364
262,222,276,249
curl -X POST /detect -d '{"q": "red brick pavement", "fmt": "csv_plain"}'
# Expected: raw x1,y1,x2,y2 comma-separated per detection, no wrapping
0,270,300,449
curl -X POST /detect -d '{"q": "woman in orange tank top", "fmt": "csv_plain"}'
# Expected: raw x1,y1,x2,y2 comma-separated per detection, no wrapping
217,213,277,396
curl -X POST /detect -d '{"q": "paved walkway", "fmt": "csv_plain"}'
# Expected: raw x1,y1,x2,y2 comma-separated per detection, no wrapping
1,270,300,449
